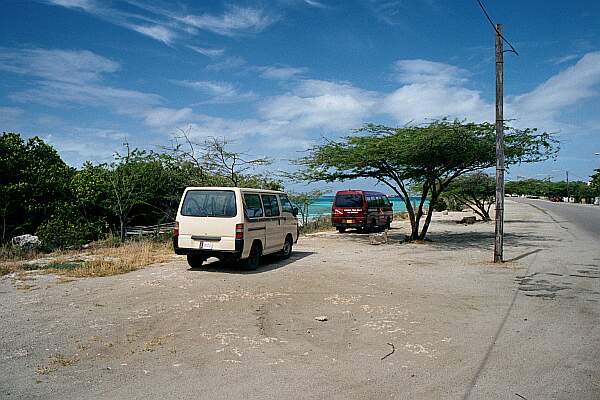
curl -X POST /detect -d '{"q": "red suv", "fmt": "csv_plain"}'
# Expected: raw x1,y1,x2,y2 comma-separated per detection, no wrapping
331,190,393,233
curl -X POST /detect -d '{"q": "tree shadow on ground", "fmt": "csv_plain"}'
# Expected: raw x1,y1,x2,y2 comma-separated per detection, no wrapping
188,250,315,275
332,229,558,252
422,231,557,251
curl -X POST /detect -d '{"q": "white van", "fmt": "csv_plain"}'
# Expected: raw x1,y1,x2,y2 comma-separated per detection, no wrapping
173,187,299,269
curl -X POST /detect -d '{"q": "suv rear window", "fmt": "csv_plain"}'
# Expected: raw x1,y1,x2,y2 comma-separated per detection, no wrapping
181,190,237,217
334,194,363,207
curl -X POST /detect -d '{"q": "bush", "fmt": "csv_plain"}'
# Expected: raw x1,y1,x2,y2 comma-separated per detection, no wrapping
299,216,333,234
36,212,106,249
433,197,447,212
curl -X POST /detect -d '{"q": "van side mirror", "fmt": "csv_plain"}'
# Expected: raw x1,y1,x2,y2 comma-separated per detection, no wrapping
292,207,299,217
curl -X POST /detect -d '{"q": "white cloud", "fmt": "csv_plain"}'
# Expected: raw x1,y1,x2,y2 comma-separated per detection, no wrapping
1,48,161,116
43,1,280,47
43,0,179,45
260,79,378,131
174,80,256,103
187,45,225,58
303,0,328,8
177,6,276,37
11,81,162,115
549,54,580,65
0,48,119,83
382,83,491,123
0,106,25,122
381,58,490,123
142,107,194,129
393,59,467,85
509,52,600,125
257,66,307,80
205,56,247,71
125,23,177,45
44,0,96,12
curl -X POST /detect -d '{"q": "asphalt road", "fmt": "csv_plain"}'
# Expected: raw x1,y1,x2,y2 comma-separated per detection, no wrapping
512,197,600,238
466,198,600,399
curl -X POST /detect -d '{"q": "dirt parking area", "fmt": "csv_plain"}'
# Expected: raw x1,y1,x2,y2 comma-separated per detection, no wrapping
1,202,598,399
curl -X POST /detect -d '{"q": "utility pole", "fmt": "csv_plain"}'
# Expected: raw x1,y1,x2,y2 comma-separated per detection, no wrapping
477,0,518,263
494,23,505,263
566,171,570,203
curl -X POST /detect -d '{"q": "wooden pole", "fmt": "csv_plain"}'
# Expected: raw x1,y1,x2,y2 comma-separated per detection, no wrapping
566,171,570,203
494,23,505,263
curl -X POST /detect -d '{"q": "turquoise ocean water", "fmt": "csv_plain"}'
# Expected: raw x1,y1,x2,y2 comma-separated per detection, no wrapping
302,196,429,220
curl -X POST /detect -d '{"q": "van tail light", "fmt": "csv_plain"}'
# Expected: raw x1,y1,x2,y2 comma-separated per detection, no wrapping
173,221,179,237
235,223,244,240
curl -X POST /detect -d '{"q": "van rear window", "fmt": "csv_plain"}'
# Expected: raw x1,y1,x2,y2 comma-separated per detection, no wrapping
334,194,363,207
181,190,237,217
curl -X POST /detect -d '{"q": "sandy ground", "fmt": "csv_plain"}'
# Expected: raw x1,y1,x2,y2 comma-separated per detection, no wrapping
0,201,598,399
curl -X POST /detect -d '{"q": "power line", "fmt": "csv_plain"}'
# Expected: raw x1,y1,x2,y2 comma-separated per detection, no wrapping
477,0,519,56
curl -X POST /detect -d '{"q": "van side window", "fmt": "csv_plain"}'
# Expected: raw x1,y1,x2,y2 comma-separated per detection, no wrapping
279,195,294,214
244,193,263,218
262,195,280,217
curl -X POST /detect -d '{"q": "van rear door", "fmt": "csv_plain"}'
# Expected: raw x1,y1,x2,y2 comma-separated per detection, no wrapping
178,189,238,251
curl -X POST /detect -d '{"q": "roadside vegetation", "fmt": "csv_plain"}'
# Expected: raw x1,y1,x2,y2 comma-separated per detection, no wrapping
1,131,280,249
506,177,598,202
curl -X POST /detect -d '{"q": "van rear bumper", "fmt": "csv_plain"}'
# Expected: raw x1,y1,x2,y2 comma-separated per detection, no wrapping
173,237,244,258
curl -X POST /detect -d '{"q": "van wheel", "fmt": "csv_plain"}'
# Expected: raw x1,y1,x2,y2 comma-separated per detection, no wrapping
337,227,346,233
243,242,261,270
369,219,377,233
280,235,293,259
187,254,207,268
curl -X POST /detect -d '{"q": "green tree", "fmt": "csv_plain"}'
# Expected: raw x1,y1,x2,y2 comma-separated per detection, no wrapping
295,120,557,240
445,172,495,221
0,132,73,242
590,169,600,194
288,190,326,226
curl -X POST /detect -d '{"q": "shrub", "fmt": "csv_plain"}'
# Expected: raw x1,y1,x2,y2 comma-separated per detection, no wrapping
36,212,106,249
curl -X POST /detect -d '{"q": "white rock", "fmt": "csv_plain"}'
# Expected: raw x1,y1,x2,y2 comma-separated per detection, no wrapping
11,234,41,248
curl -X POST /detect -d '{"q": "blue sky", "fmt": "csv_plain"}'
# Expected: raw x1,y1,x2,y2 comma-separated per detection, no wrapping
1,0,599,191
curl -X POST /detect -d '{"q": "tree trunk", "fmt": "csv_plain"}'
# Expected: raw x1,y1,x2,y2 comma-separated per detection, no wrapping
120,218,126,242
419,195,437,240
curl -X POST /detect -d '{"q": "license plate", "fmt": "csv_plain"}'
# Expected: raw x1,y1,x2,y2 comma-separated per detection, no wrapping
201,241,213,250
345,219,354,224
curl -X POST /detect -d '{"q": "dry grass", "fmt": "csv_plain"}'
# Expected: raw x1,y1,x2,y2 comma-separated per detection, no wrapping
36,353,79,375
51,240,173,277
1,240,173,278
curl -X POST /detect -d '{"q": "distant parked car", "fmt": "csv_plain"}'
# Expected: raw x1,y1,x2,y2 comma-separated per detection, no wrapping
173,187,298,269
549,196,563,202
331,190,393,233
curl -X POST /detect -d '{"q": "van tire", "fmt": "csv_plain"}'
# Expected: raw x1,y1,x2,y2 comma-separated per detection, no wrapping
280,235,293,259
243,242,261,270
187,254,206,268
369,219,377,233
